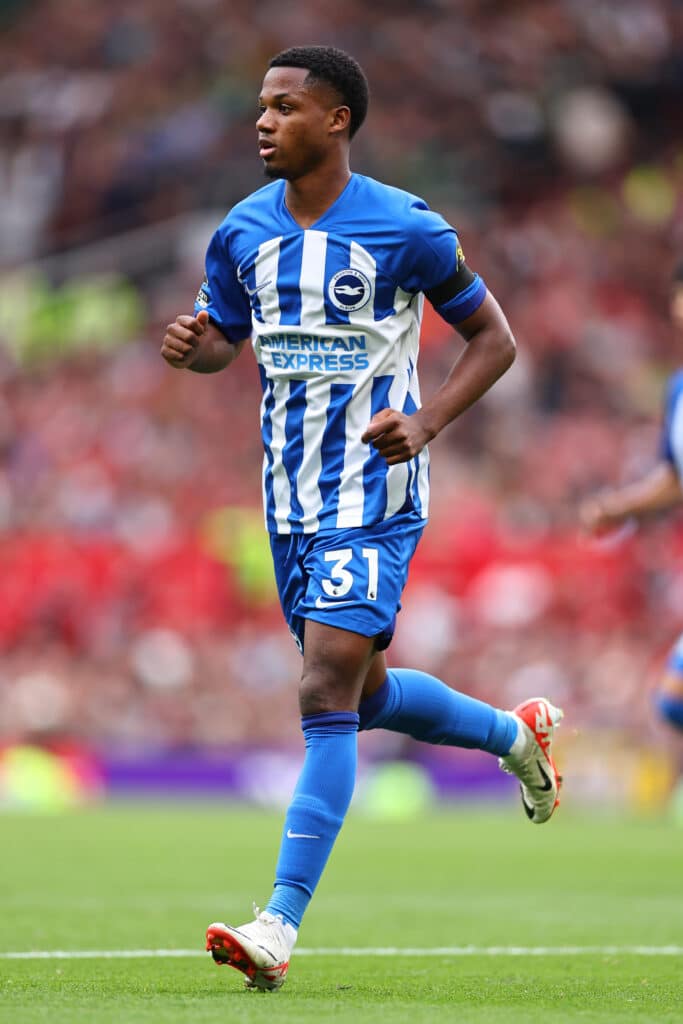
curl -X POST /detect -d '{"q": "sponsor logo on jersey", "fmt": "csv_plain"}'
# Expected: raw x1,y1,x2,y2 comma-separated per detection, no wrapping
328,268,372,312
259,332,370,372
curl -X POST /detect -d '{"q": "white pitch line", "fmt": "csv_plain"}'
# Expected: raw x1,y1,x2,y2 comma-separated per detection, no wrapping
1,946,682,960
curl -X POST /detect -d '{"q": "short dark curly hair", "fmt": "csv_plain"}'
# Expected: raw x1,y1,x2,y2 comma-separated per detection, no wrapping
268,46,369,138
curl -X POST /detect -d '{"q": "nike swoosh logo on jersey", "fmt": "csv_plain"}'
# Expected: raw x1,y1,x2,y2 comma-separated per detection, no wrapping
244,279,272,296
286,828,320,839
314,596,355,609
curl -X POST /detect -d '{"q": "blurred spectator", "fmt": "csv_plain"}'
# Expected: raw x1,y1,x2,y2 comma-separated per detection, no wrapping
0,0,682,758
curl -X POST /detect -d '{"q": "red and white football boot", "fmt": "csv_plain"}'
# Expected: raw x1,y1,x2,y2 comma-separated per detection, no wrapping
499,697,563,824
206,907,296,991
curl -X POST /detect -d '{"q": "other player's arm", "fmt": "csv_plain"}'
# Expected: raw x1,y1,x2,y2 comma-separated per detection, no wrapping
362,291,515,465
580,462,683,534
161,310,249,373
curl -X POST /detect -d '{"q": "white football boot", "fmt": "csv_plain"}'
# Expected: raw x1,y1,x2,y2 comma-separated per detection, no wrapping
206,906,297,991
499,697,563,824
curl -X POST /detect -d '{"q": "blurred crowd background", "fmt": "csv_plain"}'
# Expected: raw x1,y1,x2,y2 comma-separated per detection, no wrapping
1,0,683,807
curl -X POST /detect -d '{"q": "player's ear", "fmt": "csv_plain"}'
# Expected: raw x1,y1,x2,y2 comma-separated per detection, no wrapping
329,105,351,137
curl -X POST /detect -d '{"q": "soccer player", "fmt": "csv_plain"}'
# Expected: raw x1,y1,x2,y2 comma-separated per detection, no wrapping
161,46,563,991
581,262,683,756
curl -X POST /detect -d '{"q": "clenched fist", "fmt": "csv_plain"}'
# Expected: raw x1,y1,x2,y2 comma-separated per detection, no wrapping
161,310,210,368
361,407,434,465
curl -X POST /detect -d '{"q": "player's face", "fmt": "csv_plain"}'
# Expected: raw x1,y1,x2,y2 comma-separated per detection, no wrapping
256,67,345,180
671,283,683,335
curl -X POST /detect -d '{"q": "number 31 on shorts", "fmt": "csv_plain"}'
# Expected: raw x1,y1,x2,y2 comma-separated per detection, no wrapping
322,547,379,601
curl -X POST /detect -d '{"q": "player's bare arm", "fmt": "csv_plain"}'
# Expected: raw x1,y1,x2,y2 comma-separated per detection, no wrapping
362,291,515,465
580,461,683,533
161,310,248,373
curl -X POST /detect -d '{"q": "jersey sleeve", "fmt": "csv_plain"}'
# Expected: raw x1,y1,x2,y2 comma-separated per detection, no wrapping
660,374,683,469
400,200,487,324
194,228,253,343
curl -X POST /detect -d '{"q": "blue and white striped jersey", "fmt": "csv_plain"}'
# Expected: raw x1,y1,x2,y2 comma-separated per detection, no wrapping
661,370,683,477
196,173,487,535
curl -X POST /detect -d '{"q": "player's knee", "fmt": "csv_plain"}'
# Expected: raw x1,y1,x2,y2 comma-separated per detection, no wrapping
654,691,683,731
299,622,375,716
299,655,362,715
299,684,334,717
298,672,356,716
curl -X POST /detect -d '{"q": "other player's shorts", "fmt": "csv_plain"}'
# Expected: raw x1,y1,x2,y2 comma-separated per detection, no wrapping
270,510,426,653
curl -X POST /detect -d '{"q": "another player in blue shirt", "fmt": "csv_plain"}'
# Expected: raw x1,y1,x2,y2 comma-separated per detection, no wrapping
582,263,683,762
162,46,563,991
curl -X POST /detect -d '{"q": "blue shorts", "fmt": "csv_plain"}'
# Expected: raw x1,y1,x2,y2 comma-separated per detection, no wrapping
270,511,426,653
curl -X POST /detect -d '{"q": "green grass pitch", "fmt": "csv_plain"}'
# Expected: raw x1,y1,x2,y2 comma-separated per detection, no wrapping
1,803,682,1022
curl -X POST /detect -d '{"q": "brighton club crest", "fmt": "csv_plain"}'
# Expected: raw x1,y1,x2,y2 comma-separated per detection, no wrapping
328,268,372,312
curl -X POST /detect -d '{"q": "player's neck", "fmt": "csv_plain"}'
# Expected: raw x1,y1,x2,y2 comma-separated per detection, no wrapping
284,160,352,229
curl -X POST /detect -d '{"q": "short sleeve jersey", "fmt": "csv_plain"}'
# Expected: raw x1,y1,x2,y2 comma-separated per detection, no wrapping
196,173,487,535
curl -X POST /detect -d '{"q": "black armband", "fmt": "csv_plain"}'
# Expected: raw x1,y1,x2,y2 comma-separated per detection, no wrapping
425,263,476,307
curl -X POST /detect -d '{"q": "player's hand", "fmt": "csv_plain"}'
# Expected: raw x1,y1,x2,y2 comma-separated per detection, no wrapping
361,408,433,465
161,310,209,368
579,495,623,534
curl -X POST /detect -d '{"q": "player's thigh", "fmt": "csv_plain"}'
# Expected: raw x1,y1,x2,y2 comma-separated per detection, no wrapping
300,619,377,715
269,532,387,711
270,516,423,711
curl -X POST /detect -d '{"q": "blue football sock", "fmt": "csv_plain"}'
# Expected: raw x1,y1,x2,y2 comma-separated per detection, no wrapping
265,711,358,930
655,693,683,730
358,668,517,756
